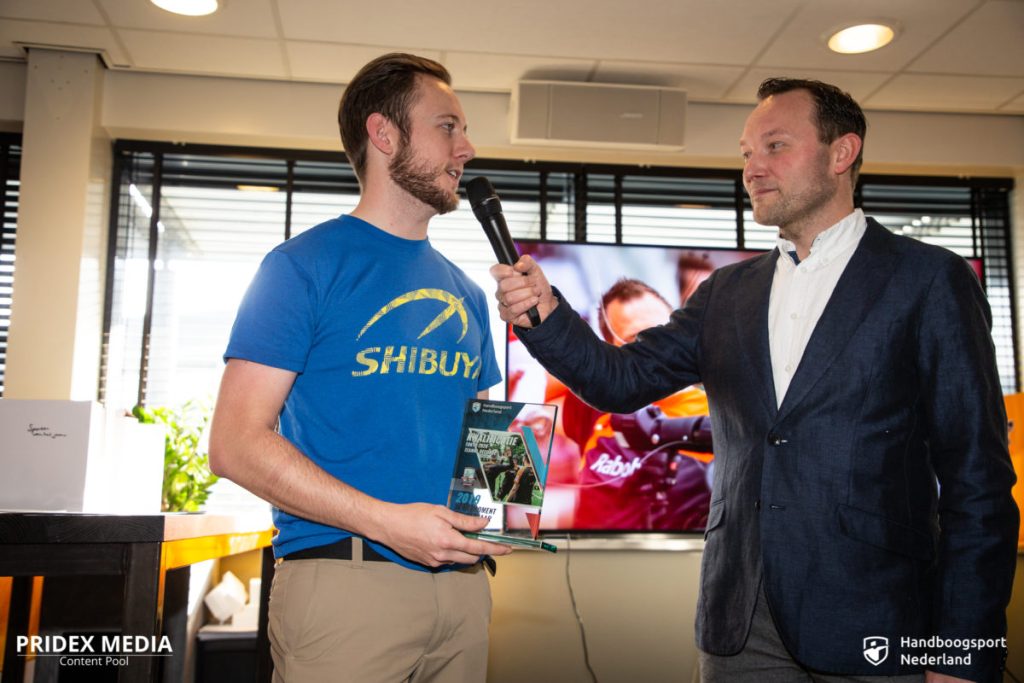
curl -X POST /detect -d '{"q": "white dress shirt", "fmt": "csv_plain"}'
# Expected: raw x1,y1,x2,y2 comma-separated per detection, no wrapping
768,209,867,407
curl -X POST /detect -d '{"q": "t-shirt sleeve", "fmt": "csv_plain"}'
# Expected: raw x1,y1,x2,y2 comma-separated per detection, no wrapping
224,249,317,373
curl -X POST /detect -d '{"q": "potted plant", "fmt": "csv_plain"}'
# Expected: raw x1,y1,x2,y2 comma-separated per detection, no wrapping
132,400,219,512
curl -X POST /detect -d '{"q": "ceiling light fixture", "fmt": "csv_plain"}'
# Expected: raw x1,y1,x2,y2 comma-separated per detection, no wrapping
150,0,220,17
237,185,280,192
827,23,896,54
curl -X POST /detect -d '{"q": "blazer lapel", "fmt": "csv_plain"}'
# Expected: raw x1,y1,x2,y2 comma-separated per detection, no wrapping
734,250,779,418
775,220,898,423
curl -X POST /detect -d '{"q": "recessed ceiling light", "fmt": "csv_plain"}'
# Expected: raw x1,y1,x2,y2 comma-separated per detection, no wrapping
150,0,220,17
827,23,896,54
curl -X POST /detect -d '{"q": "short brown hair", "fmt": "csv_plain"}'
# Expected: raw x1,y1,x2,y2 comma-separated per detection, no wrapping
338,53,451,182
598,278,671,344
757,77,867,184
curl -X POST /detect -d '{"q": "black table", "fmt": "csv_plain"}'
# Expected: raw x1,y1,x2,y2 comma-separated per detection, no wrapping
0,512,274,683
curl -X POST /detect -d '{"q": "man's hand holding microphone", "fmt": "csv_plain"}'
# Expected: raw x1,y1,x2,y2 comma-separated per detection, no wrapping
490,254,558,328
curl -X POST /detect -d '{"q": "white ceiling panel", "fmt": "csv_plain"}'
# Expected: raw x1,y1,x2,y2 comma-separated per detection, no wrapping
0,19,128,65
278,0,801,64
0,0,1018,116
723,68,893,105
0,0,106,24
866,74,1024,112
592,62,745,100
118,30,287,78
757,0,976,72
477,0,801,64
97,0,279,38
287,42,440,84
445,53,595,92
908,0,1024,77
277,0,443,44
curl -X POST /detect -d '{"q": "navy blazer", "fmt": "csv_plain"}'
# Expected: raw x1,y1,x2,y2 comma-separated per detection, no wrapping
518,219,1018,681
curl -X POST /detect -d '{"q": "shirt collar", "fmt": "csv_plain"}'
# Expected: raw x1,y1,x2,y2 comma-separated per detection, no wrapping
776,209,866,273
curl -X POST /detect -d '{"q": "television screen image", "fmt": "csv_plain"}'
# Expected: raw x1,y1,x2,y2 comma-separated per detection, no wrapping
504,241,761,533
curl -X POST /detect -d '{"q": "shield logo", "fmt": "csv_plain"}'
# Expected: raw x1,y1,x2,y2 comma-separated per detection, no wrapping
863,636,889,666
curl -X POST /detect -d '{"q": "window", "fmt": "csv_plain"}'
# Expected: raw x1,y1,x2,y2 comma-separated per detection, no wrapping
101,142,1018,412
619,175,741,248
859,177,1017,391
0,134,21,396
103,148,293,410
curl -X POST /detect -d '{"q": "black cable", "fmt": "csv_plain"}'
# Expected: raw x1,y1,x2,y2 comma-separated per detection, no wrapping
564,535,599,683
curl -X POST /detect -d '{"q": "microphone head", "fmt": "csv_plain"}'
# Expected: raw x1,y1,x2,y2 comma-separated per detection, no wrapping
466,176,497,210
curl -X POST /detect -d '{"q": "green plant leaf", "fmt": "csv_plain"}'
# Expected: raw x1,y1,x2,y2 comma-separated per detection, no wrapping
134,399,218,513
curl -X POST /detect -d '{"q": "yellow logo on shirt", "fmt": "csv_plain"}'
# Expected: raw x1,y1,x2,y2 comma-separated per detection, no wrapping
357,288,468,342
353,289,481,379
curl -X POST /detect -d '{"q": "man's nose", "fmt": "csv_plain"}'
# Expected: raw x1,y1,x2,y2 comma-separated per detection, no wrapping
456,134,476,163
743,154,764,183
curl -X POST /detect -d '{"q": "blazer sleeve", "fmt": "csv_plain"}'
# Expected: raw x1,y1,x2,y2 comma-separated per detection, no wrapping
516,275,713,414
916,255,1018,681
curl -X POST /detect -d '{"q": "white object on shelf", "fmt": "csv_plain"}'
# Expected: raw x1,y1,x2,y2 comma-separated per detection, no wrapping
204,570,248,623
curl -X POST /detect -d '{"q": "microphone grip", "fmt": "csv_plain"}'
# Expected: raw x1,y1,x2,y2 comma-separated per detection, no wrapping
481,215,542,327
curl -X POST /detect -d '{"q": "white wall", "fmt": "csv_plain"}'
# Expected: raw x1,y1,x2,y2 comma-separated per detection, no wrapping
3,61,1021,173
93,68,1024,174
488,547,704,683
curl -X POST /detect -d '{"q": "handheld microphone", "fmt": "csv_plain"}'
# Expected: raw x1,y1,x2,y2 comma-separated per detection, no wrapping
466,176,542,327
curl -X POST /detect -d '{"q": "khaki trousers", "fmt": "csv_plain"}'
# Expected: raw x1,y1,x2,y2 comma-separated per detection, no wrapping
269,546,491,683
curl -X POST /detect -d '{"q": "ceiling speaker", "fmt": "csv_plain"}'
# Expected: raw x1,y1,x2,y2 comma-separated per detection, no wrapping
512,80,686,150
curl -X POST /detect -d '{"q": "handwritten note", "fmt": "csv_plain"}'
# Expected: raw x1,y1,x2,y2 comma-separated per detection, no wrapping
27,423,67,439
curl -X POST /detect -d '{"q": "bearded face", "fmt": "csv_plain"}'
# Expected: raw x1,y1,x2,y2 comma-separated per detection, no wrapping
388,135,460,215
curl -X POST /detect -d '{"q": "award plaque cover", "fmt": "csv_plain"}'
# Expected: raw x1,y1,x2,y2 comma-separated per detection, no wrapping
447,399,558,551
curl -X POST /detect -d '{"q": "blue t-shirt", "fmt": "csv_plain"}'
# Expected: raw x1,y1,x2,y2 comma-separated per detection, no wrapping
224,215,502,570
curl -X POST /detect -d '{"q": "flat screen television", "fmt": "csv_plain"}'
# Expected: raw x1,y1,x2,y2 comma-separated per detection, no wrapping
503,240,986,535
501,235,987,536
504,241,761,533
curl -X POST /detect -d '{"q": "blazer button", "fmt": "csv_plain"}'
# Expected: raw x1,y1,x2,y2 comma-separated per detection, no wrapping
767,433,784,446
754,499,761,511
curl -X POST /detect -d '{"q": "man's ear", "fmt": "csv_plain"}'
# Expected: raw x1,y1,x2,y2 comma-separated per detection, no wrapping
832,133,862,176
366,112,395,155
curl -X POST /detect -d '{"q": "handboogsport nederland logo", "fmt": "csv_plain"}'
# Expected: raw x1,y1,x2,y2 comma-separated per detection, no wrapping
352,288,482,380
863,636,889,665
859,634,1007,668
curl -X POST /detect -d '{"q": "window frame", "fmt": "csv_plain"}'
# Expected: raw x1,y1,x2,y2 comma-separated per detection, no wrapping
0,132,22,397
101,139,1019,405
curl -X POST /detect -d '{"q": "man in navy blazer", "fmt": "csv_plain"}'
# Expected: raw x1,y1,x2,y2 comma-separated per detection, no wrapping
491,78,1018,682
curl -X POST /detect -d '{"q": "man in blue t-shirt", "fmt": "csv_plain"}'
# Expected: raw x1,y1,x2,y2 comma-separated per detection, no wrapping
209,53,511,683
